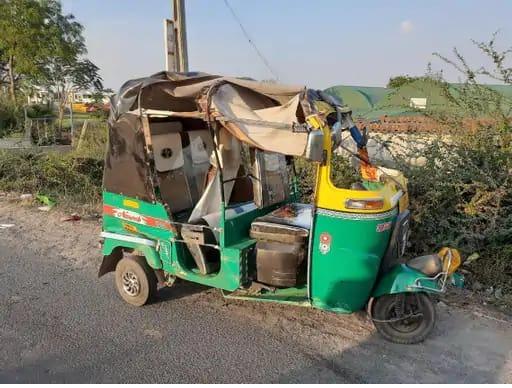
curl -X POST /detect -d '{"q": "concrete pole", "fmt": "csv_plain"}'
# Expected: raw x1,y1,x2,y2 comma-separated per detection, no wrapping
173,0,189,72
164,18,177,72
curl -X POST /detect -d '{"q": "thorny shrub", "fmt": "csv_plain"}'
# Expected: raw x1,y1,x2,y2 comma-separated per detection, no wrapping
391,128,512,296
380,34,512,303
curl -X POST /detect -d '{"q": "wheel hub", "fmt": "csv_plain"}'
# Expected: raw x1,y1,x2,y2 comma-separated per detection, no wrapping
390,315,422,332
121,271,140,296
387,295,423,333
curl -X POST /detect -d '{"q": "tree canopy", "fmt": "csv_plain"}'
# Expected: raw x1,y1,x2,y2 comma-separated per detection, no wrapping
386,75,418,89
0,0,101,105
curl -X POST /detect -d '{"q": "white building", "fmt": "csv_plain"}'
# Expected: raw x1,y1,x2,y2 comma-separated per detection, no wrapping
26,88,52,105
26,88,113,106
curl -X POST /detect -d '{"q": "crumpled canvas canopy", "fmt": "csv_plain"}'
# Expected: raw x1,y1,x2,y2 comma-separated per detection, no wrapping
109,71,313,156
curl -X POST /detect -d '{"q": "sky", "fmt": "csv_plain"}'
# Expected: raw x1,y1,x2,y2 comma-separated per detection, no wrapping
61,0,512,90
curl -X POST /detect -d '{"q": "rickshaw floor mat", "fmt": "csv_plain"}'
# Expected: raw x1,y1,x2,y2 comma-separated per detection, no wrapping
225,284,309,304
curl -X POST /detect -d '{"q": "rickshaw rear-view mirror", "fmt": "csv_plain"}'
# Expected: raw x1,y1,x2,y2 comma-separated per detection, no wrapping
304,130,324,162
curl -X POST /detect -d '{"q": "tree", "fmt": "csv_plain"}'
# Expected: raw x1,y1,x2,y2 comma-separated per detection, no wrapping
91,87,113,105
0,0,101,112
0,0,49,102
41,58,102,127
0,48,8,91
36,1,102,126
386,75,417,89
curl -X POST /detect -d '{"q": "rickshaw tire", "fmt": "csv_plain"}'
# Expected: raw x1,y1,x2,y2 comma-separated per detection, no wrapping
115,255,158,307
371,292,436,344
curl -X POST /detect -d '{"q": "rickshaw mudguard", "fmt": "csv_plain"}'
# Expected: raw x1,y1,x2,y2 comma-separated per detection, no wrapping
371,264,442,298
99,233,163,276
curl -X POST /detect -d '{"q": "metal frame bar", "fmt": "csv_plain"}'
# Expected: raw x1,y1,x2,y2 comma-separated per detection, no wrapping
100,232,156,247
409,251,453,293
170,238,220,251
168,220,222,233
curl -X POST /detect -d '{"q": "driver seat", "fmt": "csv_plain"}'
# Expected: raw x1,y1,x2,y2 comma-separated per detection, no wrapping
406,254,442,277
250,203,312,242
250,203,312,287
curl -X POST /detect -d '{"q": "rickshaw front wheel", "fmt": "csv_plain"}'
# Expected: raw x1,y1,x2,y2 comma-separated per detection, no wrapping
371,293,435,344
115,255,157,307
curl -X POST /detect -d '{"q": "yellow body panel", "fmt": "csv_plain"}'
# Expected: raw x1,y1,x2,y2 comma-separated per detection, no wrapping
307,116,406,214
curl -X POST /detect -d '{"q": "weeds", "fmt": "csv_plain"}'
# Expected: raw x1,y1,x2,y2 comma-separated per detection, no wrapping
0,96,22,137
0,120,106,212
0,150,103,211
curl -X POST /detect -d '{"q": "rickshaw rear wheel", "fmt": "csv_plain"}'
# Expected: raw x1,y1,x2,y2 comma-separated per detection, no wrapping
115,255,157,307
371,292,435,344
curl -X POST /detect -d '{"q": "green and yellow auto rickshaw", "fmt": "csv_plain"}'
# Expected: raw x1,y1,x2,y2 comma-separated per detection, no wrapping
99,72,462,344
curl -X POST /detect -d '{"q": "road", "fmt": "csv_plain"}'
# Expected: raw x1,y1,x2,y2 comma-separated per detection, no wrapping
0,200,511,383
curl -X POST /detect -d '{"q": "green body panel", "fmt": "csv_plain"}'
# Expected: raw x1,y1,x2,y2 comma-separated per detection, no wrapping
102,237,162,270
162,239,254,291
102,191,173,241
371,264,442,297
310,208,397,313
102,191,256,292
450,272,465,289
362,180,384,191
224,284,310,306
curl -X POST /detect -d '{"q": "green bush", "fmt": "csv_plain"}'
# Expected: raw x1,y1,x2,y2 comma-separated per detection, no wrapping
0,117,107,211
0,151,103,210
385,34,512,297
25,104,54,118
393,128,512,294
0,97,22,136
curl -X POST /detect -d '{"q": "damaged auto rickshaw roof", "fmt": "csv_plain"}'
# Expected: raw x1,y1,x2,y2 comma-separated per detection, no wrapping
104,71,332,202
109,71,320,156
110,71,309,119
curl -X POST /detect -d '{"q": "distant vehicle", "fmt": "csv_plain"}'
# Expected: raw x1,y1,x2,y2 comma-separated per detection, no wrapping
71,103,88,113
71,102,109,114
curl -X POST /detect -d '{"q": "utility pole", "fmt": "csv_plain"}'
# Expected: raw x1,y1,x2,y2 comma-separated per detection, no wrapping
174,0,188,72
164,0,189,72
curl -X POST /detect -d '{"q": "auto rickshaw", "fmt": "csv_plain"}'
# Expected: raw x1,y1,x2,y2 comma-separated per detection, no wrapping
99,72,462,344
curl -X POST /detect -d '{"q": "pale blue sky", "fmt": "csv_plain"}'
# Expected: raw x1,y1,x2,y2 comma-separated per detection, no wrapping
62,0,512,90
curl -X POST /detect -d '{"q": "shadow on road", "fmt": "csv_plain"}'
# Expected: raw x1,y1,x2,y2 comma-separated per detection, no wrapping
276,311,511,384
154,280,209,304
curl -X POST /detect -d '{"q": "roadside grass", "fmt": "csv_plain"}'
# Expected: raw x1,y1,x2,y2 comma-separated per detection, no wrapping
0,120,106,213
0,150,103,212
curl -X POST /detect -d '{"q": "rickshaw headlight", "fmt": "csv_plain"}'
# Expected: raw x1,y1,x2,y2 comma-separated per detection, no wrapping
438,247,462,275
345,198,384,210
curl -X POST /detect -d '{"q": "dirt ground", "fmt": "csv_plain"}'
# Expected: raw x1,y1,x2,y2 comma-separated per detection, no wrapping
1,196,511,383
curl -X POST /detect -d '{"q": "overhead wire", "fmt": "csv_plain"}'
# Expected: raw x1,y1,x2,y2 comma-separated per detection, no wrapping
222,0,279,81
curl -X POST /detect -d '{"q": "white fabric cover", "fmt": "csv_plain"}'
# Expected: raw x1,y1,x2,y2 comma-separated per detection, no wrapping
211,84,308,156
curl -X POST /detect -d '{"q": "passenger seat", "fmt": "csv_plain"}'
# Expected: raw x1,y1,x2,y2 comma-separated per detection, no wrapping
251,203,313,241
